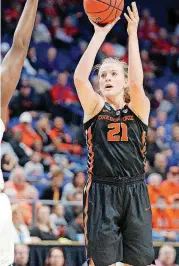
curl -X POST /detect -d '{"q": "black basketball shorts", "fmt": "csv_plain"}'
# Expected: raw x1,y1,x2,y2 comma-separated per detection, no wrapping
83,175,155,266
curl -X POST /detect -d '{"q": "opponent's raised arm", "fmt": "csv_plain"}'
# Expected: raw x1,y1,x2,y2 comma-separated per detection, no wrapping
74,18,119,116
124,2,150,123
1,0,39,122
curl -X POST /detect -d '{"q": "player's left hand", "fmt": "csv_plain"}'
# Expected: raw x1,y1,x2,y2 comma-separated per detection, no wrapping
124,2,139,36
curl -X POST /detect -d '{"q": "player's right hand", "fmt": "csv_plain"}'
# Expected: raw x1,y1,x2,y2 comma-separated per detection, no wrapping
89,17,120,37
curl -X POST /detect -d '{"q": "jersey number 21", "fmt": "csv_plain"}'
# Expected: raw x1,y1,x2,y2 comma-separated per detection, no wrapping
107,122,128,142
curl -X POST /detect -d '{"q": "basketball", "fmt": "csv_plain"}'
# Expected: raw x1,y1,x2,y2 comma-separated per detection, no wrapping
84,0,124,25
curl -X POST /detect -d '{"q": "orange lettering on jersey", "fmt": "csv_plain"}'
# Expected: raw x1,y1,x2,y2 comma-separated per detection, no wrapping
98,115,121,122
98,115,134,122
122,115,134,121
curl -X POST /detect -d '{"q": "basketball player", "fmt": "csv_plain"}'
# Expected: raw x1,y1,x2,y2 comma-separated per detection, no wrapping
74,2,155,266
0,0,39,265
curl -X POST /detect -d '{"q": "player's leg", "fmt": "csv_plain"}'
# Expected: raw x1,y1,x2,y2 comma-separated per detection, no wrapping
89,258,95,265
122,181,154,266
84,181,124,266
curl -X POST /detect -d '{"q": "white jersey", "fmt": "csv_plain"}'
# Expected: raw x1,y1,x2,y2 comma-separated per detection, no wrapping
0,118,5,190
0,119,14,265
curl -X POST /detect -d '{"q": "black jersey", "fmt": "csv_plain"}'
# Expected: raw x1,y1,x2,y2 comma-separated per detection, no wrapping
84,103,148,182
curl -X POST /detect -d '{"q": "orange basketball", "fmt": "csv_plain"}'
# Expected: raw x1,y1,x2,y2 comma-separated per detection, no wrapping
84,0,124,25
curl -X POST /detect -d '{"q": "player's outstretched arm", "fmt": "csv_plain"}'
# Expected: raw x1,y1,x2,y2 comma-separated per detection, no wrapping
124,2,150,124
74,18,119,116
1,0,39,123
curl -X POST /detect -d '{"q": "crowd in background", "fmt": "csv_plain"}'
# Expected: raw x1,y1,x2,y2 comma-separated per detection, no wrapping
12,244,179,266
1,0,179,264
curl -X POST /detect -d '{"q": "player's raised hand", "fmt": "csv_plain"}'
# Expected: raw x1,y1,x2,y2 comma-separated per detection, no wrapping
124,2,139,36
89,17,120,37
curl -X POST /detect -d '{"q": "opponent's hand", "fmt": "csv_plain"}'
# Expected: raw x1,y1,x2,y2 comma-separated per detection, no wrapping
124,2,139,36
89,17,120,37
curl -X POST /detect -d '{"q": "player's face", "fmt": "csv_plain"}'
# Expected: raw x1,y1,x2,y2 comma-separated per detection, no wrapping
99,62,126,98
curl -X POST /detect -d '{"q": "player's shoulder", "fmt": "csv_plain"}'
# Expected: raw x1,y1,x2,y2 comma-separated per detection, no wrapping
83,97,105,123
128,103,149,127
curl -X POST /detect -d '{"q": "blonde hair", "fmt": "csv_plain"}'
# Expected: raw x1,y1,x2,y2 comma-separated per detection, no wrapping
93,57,131,103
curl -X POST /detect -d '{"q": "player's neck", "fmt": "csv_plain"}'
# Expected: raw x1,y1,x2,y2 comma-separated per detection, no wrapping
106,95,125,110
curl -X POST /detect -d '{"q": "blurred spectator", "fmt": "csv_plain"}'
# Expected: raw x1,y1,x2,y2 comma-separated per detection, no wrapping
50,203,77,240
141,49,156,77
155,127,170,151
160,166,179,202
147,173,163,205
30,205,58,240
152,196,173,230
152,28,171,52
68,212,84,241
32,140,55,171
35,115,53,152
10,130,30,166
50,203,67,227
63,15,79,38
14,244,29,266
149,116,157,131
53,154,74,181
41,168,64,201
170,123,179,155
19,185,40,226
150,89,164,110
13,112,41,148
23,57,37,76
155,245,179,266
12,204,31,244
165,82,178,105
10,81,41,116
62,171,86,201
4,167,33,199
50,16,73,48
50,72,79,106
43,0,57,19
151,153,168,179
157,99,173,117
170,194,179,230
150,28,171,69
45,248,65,266
4,2,21,20
49,117,71,151
64,191,83,223
156,111,168,127
27,47,39,71
49,116,82,154
1,153,17,172
24,152,44,177
39,47,60,74
33,12,52,43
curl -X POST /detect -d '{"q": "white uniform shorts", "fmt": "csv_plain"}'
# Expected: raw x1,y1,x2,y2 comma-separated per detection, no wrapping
0,193,14,266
